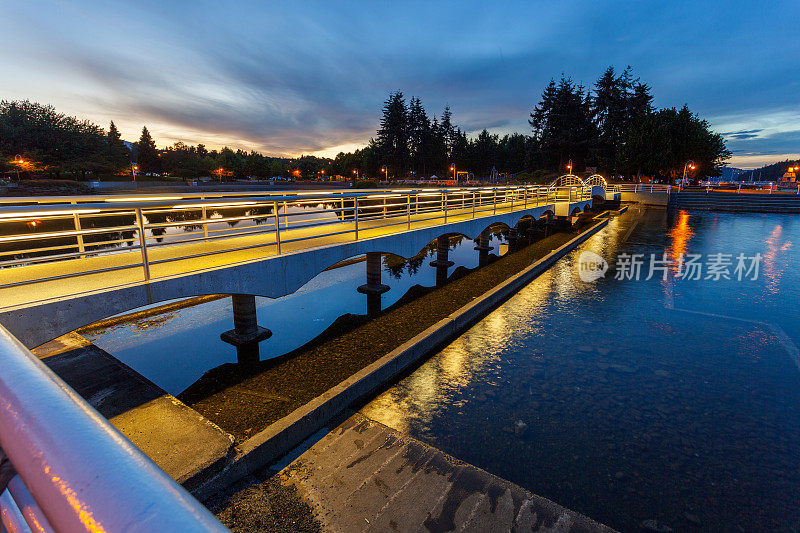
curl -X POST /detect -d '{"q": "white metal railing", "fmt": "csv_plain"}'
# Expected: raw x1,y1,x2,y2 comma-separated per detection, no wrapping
0,325,228,533
615,183,671,193
0,185,591,291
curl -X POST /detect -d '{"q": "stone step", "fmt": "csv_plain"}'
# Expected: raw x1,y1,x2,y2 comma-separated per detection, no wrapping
280,412,616,532
33,332,235,490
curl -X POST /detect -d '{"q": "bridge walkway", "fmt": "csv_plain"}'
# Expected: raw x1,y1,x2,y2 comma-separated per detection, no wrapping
0,197,554,311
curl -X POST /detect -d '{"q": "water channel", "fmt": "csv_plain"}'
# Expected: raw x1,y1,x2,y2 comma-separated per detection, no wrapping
360,207,800,531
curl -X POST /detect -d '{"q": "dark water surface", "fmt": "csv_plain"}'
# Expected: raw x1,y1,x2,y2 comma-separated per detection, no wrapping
360,208,800,532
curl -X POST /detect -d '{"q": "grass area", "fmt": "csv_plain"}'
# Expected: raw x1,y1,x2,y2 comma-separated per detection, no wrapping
181,216,598,441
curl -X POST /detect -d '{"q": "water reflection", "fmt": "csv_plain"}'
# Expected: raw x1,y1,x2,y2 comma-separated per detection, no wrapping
84,227,510,394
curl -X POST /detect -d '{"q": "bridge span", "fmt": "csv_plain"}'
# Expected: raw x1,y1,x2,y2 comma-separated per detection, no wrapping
0,184,609,348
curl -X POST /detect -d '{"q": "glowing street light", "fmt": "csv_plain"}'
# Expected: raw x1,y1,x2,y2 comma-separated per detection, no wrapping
450,164,456,182
352,169,359,179
679,160,696,192
131,164,139,182
381,166,388,180
566,159,573,174
13,154,24,181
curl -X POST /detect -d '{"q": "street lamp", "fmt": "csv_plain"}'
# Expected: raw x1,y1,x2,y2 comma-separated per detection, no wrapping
450,165,456,182
13,154,24,182
131,164,138,182
566,159,573,174
382,166,388,180
352,169,359,179
679,160,696,192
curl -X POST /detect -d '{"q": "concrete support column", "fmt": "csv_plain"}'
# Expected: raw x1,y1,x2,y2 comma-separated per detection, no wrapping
474,230,494,267
429,236,454,268
220,294,272,366
507,228,521,253
357,252,390,316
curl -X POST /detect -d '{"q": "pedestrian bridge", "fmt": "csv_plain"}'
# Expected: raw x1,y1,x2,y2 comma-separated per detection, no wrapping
0,184,609,348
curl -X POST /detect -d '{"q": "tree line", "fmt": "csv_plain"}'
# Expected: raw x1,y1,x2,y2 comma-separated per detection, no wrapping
332,66,730,181
0,100,331,180
2,67,731,183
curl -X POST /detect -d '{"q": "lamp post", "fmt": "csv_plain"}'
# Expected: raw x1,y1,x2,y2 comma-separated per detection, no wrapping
679,160,696,192
353,169,359,179
13,154,23,182
566,159,573,175
131,164,138,182
450,165,456,182
382,166,388,181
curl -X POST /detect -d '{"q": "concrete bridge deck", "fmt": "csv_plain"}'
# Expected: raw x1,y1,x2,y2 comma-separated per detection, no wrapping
0,187,596,348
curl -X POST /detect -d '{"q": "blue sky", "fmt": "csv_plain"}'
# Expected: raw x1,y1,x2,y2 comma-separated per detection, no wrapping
2,0,798,168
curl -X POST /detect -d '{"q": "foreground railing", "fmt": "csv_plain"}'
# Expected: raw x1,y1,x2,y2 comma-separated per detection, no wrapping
0,325,228,533
0,185,591,291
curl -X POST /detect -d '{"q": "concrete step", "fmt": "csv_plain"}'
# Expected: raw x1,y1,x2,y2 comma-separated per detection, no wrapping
280,412,615,532
33,332,235,489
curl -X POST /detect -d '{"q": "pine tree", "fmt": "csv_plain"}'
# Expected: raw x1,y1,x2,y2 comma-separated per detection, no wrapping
376,91,409,178
136,126,160,174
407,97,431,175
106,121,130,173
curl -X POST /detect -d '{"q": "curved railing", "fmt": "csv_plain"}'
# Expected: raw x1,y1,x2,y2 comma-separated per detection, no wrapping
0,185,592,295
0,324,228,533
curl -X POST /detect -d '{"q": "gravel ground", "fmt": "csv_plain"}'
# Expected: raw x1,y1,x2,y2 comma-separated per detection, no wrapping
205,470,321,533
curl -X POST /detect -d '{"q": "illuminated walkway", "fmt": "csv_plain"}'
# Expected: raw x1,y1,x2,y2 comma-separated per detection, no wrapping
0,186,596,347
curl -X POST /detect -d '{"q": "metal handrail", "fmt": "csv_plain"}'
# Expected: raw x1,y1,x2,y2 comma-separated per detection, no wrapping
0,325,228,533
0,185,588,292
614,183,671,193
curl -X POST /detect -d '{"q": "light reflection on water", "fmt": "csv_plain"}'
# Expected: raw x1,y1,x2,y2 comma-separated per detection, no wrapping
84,228,508,394
361,208,800,532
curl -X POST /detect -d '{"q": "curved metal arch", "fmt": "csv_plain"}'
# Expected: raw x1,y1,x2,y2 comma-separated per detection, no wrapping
585,174,608,189
549,174,586,188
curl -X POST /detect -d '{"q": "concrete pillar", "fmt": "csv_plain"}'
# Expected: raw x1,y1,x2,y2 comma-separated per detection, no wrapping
429,236,454,268
474,230,494,267
429,236,454,287
507,228,521,253
357,252,390,316
220,294,272,366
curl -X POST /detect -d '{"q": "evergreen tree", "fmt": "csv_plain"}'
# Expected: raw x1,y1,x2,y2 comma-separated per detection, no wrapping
106,121,130,172
407,97,431,175
376,91,409,178
136,126,160,173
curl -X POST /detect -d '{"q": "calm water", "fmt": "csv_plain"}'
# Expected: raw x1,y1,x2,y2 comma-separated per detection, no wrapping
361,208,800,532
84,229,508,394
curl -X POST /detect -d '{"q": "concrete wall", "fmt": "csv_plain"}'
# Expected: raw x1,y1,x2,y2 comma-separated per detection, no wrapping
3,203,580,348
619,191,669,205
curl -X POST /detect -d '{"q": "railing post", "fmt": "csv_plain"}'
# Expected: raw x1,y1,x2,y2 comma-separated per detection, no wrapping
283,201,290,227
406,194,411,230
70,201,85,257
472,191,476,218
524,187,528,209
510,188,514,211
354,197,359,240
493,189,497,214
443,191,448,223
273,200,281,254
136,207,150,281
201,196,209,241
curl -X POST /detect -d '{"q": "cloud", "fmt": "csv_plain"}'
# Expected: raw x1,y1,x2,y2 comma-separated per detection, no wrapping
1,0,799,160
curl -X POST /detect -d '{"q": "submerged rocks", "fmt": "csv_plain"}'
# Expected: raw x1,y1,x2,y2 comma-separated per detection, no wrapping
640,519,672,532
